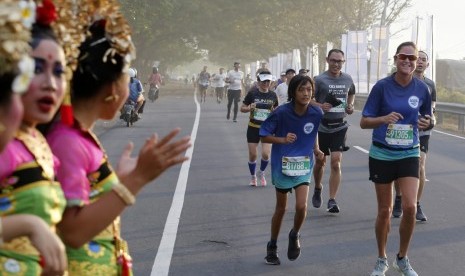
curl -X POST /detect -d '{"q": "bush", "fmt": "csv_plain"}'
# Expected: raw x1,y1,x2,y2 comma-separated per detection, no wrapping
436,86,465,104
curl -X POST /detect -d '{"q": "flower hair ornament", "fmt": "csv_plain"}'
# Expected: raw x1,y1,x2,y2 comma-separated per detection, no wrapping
90,0,136,70
0,0,35,94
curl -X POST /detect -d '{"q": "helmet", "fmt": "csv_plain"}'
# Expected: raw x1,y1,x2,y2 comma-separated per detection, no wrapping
128,68,136,78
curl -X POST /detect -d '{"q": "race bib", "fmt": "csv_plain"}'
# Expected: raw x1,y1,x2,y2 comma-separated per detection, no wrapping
253,108,271,121
329,98,346,113
385,124,413,145
282,156,311,176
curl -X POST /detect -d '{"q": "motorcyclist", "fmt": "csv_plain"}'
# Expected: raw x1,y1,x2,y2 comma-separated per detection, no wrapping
128,68,144,118
148,66,162,101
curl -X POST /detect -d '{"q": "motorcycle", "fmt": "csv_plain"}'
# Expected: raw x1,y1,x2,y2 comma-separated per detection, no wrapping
120,100,139,127
148,84,159,103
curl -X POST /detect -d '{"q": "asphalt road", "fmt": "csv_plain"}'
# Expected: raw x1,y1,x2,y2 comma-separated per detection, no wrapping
98,86,465,276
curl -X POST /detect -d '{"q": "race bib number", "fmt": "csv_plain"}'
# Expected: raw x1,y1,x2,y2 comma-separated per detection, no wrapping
329,98,346,113
253,108,271,121
385,124,413,145
282,156,311,176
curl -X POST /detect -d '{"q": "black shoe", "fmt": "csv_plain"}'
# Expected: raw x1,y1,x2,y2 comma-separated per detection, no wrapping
343,145,350,151
233,119,237,122
393,196,402,218
265,242,280,265
312,188,322,208
287,230,301,261
327,198,340,213
416,203,427,222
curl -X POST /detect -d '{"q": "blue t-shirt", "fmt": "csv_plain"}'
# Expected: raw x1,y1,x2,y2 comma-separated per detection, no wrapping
129,78,142,102
362,74,432,160
260,103,323,189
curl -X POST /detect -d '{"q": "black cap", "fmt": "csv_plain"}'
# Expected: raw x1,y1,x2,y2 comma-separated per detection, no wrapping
285,68,296,75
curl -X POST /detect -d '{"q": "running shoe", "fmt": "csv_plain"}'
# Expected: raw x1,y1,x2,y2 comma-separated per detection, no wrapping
259,171,267,186
393,256,418,276
264,242,280,265
287,229,301,261
233,119,237,123
327,198,340,213
249,175,257,186
416,203,427,222
371,257,389,276
393,196,402,218
312,188,322,208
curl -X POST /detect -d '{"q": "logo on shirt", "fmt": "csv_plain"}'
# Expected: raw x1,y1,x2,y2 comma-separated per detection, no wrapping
303,123,314,134
408,96,419,108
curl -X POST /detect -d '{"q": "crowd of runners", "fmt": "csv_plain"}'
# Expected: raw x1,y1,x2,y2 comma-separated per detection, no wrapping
193,42,435,276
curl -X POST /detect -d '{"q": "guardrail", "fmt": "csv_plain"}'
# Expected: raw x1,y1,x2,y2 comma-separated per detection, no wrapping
355,94,465,133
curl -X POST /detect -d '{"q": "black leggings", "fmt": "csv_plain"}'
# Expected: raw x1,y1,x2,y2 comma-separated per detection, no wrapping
227,89,241,120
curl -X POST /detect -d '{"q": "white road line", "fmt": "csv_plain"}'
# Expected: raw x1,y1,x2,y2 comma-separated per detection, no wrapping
354,145,369,154
151,90,200,276
433,129,465,140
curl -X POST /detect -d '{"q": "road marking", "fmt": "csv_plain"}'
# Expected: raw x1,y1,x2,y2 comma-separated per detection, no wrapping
151,90,200,276
433,129,465,140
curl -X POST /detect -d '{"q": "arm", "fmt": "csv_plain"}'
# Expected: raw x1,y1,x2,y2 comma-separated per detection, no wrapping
360,112,404,129
313,133,324,161
240,102,255,113
261,132,296,144
2,215,67,275
345,93,355,114
57,129,191,248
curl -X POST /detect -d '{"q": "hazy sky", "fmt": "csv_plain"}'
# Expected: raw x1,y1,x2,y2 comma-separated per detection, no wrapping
391,0,464,60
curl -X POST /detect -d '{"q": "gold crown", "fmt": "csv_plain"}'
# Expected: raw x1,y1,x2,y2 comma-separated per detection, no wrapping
0,0,35,93
91,0,136,67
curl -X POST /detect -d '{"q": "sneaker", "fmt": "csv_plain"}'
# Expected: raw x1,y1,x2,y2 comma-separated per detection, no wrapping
393,196,402,218
249,175,257,186
312,188,322,208
416,203,427,222
393,256,418,276
327,198,340,213
287,229,301,261
371,257,389,276
259,171,267,186
264,242,280,265
233,119,237,123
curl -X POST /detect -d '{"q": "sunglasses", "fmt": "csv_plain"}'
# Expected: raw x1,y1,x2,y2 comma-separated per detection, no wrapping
396,54,418,61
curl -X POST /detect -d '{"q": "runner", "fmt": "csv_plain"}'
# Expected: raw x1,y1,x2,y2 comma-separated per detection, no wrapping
275,68,296,106
260,74,324,265
197,66,210,103
361,41,433,276
240,70,278,186
226,62,244,122
392,50,436,222
311,49,355,213
211,68,227,104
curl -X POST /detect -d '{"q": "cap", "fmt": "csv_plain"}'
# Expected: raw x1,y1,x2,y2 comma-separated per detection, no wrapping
128,68,136,78
258,73,273,81
280,71,286,76
285,68,296,75
299,68,309,74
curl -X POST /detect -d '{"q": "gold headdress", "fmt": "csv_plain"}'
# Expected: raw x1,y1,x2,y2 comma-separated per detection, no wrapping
90,0,136,69
0,0,35,94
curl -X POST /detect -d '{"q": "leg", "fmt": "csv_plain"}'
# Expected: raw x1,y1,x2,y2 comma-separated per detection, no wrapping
270,190,288,240
374,183,393,258
397,177,419,257
293,185,309,232
233,90,240,120
418,151,427,201
313,155,326,190
247,143,258,164
226,90,233,119
328,151,342,199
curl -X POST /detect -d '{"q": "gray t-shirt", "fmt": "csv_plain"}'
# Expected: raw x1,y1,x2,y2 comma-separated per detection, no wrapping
419,77,437,136
314,71,356,133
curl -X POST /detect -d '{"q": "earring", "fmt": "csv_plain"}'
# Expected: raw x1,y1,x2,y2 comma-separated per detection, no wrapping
104,94,120,102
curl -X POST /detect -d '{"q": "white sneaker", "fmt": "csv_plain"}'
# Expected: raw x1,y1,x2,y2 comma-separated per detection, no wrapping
393,256,418,276
371,257,389,276
259,171,267,186
249,175,257,186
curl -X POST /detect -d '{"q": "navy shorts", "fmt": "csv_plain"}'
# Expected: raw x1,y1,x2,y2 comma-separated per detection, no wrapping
247,126,261,143
369,157,419,184
276,182,309,194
